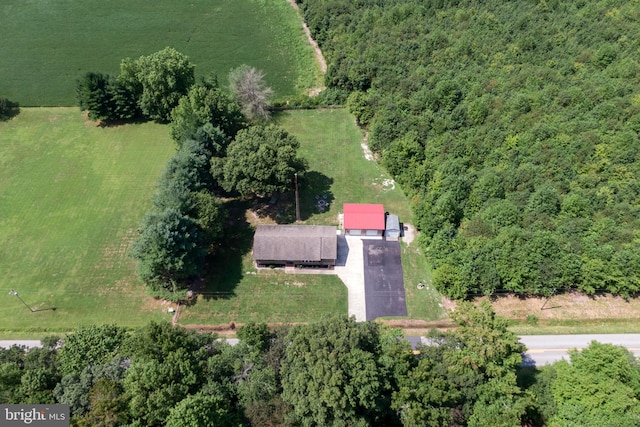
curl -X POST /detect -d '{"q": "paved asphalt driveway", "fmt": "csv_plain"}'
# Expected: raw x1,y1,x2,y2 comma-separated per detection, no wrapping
362,239,407,320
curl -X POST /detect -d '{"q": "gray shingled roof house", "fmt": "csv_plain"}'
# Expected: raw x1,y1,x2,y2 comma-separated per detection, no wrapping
253,225,338,268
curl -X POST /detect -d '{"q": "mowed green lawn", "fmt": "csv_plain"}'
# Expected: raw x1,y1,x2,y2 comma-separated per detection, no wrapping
0,108,175,332
276,109,413,224
178,253,348,325
0,0,321,106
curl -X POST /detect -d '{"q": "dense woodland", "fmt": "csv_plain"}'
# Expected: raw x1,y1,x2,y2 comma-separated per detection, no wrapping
298,0,640,298
2,304,639,426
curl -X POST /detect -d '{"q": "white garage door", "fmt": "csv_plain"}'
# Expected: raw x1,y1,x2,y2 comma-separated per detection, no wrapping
348,229,362,236
365,229,379,236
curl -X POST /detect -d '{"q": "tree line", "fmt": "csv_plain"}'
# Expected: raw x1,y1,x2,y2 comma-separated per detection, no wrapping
2,303,639,426
77,47,308,299
297,0,640,298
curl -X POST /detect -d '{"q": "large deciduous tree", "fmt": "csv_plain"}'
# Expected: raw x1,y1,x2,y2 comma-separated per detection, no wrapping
215,125,307,197
170,77,246,146
393,302,533,426
130,47,195,122
549,341,640,426
56,325,127,376
54,356,129,418
77,377,129,427
124,348,202,426
281,316,397,426
122,322,223,426
228,65,273,122
165,393,241,427
0,342,60,405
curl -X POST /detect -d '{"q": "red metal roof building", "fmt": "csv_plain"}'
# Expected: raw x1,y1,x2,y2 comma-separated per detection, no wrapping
343,203,385,236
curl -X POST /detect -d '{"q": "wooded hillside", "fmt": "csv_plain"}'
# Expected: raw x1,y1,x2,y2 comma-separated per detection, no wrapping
299,0,640,298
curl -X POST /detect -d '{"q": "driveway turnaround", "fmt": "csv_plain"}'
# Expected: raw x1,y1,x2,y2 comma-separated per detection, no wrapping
362,239,407,320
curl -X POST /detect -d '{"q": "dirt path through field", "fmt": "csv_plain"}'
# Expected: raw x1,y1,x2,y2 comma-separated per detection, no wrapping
287,0,327,95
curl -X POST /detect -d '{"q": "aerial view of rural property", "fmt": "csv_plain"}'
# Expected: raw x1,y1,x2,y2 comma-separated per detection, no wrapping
1,0,640,425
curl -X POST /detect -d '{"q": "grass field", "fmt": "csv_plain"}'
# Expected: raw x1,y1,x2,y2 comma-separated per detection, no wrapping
178,252,348,325
0,108,176,333
1,0,321,106
275,109,413,224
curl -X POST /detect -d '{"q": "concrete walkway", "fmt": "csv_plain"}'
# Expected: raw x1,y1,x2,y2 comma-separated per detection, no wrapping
334,235,366,321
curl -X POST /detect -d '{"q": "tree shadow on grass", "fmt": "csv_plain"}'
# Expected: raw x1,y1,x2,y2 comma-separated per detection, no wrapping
251,192,296,224
0,98,20,121
97,116,150,127
298,170,334,220
197,199,255,301
247,171,334,224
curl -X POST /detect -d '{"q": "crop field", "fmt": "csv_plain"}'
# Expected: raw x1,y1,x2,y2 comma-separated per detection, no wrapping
0,108,176,333
0,0,321,106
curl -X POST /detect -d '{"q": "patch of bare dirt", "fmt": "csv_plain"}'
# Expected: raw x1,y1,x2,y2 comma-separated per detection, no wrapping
140,294,177,313
309,87,325,97
178,319,456,338
181,322,302,337
402,223,417,245
361,142,374,161
440,296,457,312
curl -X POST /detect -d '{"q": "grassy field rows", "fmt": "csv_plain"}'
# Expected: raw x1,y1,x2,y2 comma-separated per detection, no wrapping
0,108,175,331
0,0,321,106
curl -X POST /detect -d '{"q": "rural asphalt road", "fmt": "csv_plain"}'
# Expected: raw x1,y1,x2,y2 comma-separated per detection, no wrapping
0,340,42,348
519,334,640,366
405,334,640,366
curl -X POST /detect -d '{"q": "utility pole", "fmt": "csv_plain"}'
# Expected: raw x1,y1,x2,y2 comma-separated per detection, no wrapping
9,289,35,312
541,287,557,310
294,172,301,222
